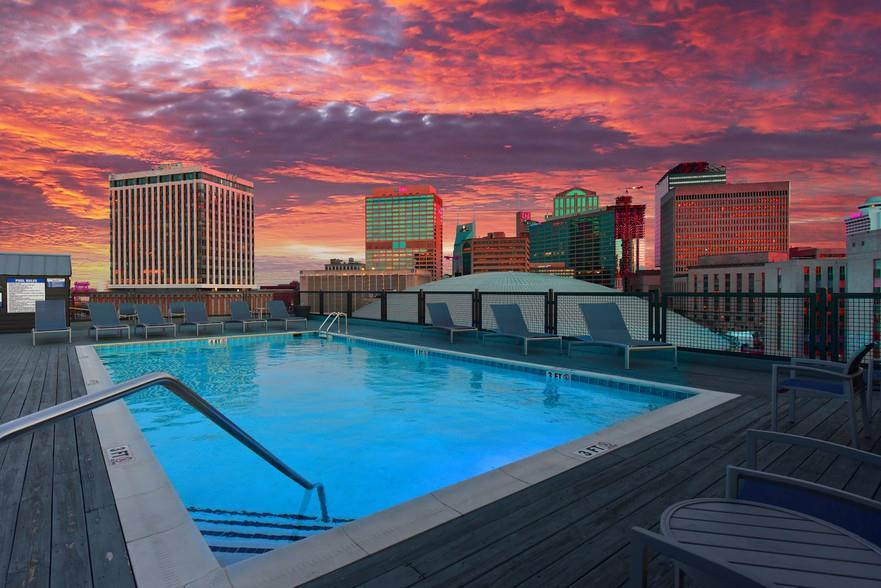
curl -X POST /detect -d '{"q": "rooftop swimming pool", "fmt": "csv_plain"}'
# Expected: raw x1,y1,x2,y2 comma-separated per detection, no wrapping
95,333,696,564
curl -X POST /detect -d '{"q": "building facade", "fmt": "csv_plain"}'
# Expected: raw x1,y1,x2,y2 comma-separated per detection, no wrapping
660,180,789,292
109,163,255,289
529,209,617,287
552,188,599,218
516,211,533,238
610,194,646,287
845,196,881,236
452,222,476,276
325,258,365,271
463,232,530,273
365,185,443,280
654,162,727,267
299,269,432,314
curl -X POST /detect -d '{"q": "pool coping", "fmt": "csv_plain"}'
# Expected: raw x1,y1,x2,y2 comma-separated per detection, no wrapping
77,330,738,588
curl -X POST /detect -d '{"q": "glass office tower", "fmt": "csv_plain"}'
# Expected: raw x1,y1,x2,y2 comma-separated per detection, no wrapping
365,185,443,281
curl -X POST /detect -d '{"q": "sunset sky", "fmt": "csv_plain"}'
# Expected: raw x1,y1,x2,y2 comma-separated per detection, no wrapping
1,0,879,287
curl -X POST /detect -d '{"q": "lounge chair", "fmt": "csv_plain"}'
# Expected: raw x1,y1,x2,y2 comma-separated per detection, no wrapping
568,303,677,369
32,299,71,345
182,302,223,336
169,301,186,321
425,302,478,342
88,302,131,341
267,300,307,330
484,304,562,355
135,304,177,340
118,302,137,321
227,301,268,332
771,342,873,447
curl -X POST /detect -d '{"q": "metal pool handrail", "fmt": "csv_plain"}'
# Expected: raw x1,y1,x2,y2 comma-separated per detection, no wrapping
0,371,330,522
319,312,348,334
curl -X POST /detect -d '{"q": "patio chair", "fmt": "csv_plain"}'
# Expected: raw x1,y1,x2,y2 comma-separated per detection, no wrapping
425,302,478,343
88,302,131,341
118,302,137,321
169,301,186,321
771,342,873,447
32,299,71,345
484,304,562,355
267,300,307,331
629,527,768,588
227,301,268,332
735,428,881,547
569,303,677,369
182,302,224,336
135,304,177,340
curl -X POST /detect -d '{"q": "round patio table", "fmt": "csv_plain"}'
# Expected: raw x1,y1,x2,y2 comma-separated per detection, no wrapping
660,498,881,587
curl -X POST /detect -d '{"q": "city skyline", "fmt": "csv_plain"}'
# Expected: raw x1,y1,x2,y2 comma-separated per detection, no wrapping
1,1,879,286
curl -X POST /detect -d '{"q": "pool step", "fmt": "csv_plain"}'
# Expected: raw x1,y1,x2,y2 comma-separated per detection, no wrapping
187,506,354,565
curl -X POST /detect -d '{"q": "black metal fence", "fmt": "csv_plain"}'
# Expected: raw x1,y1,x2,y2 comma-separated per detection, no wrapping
298,289,881,361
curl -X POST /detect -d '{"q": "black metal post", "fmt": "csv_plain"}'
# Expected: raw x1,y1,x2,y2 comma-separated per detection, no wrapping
346,291,353,317
417,290,426,325
660,293,669,343
473,289,481,330
546,289,556,334
380,291,388,322
318,291,325,315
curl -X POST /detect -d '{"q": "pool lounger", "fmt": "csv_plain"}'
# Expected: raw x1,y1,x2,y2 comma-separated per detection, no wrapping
267,300,307,330
227,301,268,332
88,302,131,341
483,303,562,355
181,302,224,336
568,303,676,370
135,304,177,340
424,302,479,343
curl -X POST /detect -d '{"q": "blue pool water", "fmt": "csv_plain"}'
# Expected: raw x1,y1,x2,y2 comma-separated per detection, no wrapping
96,334,686,558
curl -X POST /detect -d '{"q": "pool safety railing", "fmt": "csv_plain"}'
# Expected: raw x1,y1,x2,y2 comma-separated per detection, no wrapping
319,312,348,335
0,371,330,522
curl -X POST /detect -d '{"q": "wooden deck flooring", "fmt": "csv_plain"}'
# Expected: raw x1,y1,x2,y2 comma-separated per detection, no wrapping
0,322,878,587
0,342,135,587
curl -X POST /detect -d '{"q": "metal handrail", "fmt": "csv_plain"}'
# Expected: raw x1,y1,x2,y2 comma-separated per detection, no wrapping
0,372,329,521
319,312,348,334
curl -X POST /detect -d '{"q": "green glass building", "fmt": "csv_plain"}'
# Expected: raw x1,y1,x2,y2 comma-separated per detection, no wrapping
552,188,599,217
529,209,617,287
365,185,443,280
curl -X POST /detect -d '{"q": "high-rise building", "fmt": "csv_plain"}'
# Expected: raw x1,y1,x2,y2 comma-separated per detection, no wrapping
610,194,646,287
552,188,599,218
516,211,533,238
463,232,530,273
654,162,727,267
325,258,365,271
844,196,881,236
300,268,431,314
365,185,443,281
529,209,617,287
660,180,789,292
452,222,475,276
108,163,255,289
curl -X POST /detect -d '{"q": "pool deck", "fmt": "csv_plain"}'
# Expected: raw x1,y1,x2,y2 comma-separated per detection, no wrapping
1,319,879,587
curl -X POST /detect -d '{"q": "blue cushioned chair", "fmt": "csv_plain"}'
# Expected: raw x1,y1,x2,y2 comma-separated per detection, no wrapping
771,342,873,446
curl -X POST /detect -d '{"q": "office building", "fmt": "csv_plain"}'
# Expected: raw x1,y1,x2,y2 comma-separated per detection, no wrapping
552,188,599,218
529,209,618,287
365,185,443,280
516,211,533,238
844,196,881,236
109,163,255,289
463,232,530,274
660,180,789,292
610,194,646,287
654,162,727,267
452,222,476,276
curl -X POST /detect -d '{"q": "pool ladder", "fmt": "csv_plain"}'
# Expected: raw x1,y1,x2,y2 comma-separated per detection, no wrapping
0,372,330,522
318,312,348,336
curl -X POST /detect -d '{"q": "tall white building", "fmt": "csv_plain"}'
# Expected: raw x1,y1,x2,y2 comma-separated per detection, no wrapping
108,163,255,289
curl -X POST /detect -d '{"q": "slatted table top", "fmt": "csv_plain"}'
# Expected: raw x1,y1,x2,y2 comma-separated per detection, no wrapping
661,498,881,587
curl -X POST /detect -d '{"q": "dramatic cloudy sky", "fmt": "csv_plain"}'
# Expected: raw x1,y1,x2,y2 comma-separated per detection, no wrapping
1,0,879,286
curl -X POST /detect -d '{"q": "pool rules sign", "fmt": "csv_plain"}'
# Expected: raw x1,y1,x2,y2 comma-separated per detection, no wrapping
6,278,46,313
